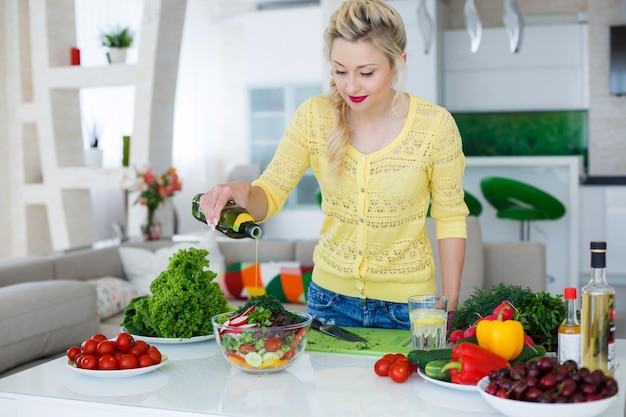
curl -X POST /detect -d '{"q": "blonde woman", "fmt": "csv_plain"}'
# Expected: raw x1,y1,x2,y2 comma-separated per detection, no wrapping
199,0,468,330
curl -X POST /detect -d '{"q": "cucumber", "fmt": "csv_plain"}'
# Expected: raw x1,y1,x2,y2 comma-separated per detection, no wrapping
510,344,548,365
407,348,453,369
407,349,425,366
424,359,452,382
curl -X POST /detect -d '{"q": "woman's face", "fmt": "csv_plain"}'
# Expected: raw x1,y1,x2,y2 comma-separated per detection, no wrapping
331,37,396,113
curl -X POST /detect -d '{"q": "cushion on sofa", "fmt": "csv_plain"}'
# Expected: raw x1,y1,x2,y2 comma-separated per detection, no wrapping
119,231,226,296
87,277,138,319
223,261,313,304
0,257,55,288
0,280,99,375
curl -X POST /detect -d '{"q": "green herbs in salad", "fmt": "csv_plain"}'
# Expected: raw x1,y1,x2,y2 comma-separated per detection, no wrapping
215,294,309,370
122,247,231,338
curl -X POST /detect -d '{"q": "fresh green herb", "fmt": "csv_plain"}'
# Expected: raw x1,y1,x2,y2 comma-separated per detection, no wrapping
226,294,305,326
122,247,231,338
452,283,564,351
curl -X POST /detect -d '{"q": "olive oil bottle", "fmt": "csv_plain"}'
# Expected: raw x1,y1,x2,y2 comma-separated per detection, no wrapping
192,193,262,239
581,241,616,376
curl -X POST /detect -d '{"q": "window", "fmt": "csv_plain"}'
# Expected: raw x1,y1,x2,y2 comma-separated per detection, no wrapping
249,84,323,208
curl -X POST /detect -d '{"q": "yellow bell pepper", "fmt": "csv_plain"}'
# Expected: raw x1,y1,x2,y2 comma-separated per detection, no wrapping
475,318,525,361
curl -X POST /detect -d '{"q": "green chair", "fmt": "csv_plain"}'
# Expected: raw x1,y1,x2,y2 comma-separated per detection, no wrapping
426,190,483,217
480,177,566,241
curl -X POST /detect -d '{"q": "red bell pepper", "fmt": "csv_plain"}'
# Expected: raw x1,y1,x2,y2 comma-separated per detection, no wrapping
441,342,510,385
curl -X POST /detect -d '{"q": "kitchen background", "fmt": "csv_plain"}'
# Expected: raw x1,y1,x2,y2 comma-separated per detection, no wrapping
1,0,625,295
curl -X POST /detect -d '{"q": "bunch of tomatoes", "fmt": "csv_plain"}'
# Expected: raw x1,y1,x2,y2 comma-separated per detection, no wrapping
373,353,417,383
67,332,162,371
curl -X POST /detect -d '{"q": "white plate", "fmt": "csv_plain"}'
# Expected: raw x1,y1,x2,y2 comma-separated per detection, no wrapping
418,368,478,392
121,327,215,344
67,355,168,378
477,376,618,417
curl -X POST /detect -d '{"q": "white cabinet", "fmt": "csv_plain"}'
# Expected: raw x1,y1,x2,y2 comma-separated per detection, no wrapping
4,0,186,255
443,23,588,111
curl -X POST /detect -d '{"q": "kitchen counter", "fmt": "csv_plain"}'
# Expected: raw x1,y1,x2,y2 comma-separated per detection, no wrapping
0,338,624,417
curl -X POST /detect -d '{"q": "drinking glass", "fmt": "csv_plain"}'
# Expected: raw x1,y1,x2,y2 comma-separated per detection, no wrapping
408,295,448,350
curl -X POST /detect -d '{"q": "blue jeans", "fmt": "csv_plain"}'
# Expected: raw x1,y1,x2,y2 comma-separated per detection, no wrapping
305,281,410,330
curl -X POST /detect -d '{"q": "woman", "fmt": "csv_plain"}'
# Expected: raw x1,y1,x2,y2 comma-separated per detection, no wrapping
199,0,468,330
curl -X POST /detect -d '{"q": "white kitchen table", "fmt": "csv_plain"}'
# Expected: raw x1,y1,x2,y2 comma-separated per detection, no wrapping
0,339,624,417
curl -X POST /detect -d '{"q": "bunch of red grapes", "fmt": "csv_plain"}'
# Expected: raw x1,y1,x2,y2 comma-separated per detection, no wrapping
484,357,618,403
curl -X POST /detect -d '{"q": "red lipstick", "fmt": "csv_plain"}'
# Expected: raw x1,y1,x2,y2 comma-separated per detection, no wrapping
349,95,367,103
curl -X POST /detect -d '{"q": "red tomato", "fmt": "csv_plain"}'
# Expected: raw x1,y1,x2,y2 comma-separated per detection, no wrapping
96,340,116,356
79,354,98,370
388,361,411,383
91,333,107,343
115,332,134,353
66,346,81,362
118,353,138,370
264,338,282,352
128,345,145,358
146,346,162,365
239,344,257,354
138,354,154,368
98,354,118,370
374,358,393,377
81,338,99,355
133,340,149,355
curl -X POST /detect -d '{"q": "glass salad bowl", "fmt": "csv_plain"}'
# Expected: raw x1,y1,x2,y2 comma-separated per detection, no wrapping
211,310,312,374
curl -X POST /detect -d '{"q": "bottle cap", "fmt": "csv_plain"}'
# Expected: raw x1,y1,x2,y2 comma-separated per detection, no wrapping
564,287,577,299
590,241,607,251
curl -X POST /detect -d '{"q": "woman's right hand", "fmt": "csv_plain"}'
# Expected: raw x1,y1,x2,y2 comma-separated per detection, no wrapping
198,181,252,228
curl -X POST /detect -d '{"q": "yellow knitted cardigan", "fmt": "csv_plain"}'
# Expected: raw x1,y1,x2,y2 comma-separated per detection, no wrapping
253,94,468,303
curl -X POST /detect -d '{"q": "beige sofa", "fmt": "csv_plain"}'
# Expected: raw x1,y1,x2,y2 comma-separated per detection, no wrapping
0,216,545,378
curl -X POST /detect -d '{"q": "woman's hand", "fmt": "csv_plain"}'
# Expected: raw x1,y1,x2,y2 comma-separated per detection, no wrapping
199,181,252,228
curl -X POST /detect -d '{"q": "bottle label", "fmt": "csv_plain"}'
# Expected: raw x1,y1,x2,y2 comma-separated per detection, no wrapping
558,333,581,365
233,213,254,232
608,304,616,373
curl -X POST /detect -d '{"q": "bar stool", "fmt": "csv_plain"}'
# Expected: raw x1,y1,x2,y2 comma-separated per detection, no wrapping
480,177,566,241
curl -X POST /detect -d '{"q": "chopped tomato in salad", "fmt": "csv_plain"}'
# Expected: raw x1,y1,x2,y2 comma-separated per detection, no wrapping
215,295,308,370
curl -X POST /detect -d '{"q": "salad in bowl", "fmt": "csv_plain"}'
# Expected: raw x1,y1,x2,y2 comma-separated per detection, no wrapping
211,295,312,373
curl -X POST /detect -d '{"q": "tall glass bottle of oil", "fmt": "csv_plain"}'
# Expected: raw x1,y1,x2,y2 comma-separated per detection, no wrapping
580,241,616,376
191,193,262,239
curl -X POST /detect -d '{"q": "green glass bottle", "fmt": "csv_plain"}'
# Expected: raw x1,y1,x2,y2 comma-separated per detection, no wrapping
192,193,262,239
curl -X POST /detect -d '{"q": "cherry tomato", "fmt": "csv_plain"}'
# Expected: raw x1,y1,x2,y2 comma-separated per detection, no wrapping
115,332,134,353
79,354,98,370
146,346,162,365
239,344,257,354
128,345,145,358
374,358,393,377
264,338,282,352
388,361,411,383
66,346,81,362
81,338,98,355
91,333,108,343
133,340,149,355
118,353,138,370
96,340,116,356
138,354,154,368
98,354,118,370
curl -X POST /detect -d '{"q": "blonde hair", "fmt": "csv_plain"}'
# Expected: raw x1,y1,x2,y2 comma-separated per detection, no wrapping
324,0,407,177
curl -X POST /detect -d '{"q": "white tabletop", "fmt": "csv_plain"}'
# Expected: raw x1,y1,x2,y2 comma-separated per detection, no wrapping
0,339,624,417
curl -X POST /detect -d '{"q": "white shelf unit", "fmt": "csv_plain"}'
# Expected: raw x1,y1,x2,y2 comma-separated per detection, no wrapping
5,0,186,255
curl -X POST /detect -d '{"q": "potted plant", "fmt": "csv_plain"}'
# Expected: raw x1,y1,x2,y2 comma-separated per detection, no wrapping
100,26,134,64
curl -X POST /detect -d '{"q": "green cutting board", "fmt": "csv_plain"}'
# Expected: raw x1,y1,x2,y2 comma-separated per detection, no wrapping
305,327,413,356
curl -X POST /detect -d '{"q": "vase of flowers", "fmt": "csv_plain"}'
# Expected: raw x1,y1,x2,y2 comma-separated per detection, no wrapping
128,166,182,240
